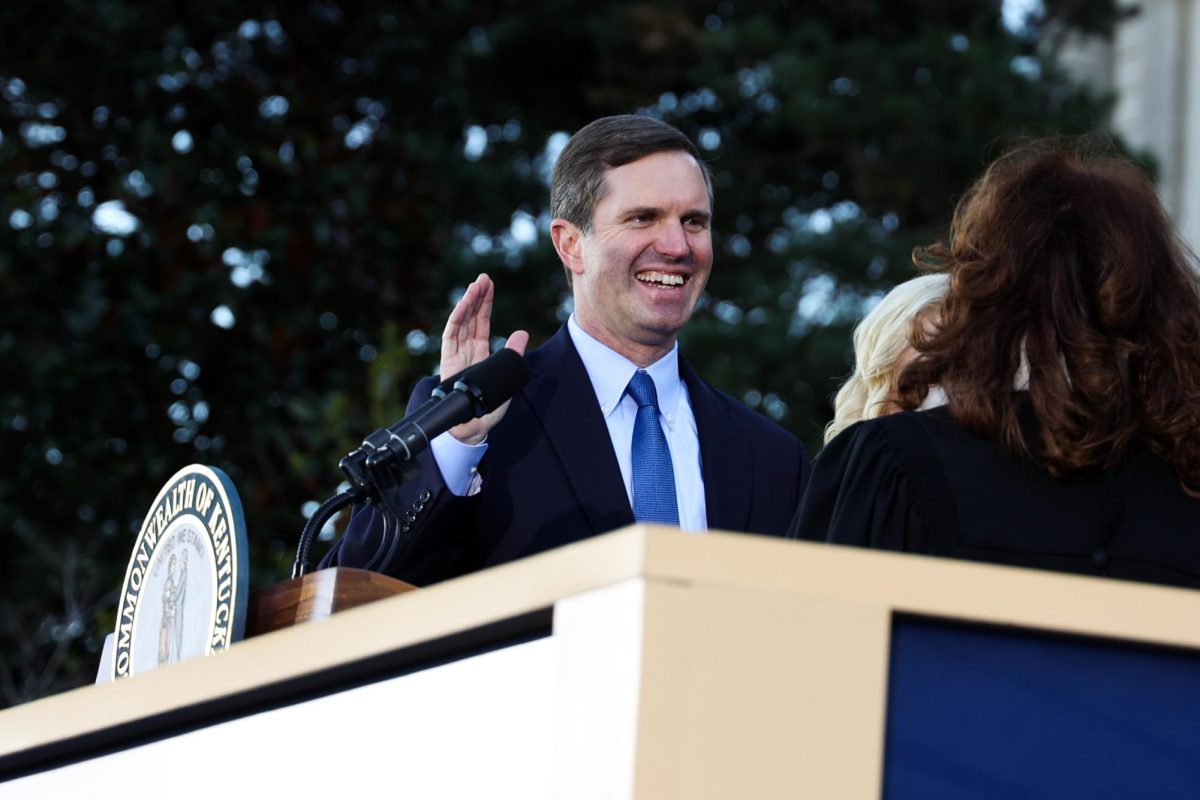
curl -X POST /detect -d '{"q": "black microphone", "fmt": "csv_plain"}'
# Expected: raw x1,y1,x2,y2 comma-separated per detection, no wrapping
294,347,530,578
338,372,457,494
339,348,530,492
369,347,529,465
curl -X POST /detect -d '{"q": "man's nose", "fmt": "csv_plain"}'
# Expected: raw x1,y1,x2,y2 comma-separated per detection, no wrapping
654,220,690,259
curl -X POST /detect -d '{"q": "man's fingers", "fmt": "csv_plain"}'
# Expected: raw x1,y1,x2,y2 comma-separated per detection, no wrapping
444,275,492,342
473,275,494,346
441,275,500,381
442,274,492,354
442,276,477,344
505,330,530,356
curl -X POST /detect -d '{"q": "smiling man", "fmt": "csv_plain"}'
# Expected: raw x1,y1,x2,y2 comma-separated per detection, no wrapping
553,147,712,366
320,115,810,585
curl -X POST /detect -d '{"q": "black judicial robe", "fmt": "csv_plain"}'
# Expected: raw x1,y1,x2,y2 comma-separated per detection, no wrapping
789,403,1200,590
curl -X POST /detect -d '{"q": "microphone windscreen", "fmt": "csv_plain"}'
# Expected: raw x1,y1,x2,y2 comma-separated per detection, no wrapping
457,348,530,412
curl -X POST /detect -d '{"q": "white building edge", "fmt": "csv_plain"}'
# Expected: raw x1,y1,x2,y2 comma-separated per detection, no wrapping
1060,0,1200,250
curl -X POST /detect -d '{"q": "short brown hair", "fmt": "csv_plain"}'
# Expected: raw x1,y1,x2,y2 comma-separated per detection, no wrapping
900,138,1200,489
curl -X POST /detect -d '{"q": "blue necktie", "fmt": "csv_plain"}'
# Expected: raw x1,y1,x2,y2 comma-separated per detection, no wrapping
627,370,680,525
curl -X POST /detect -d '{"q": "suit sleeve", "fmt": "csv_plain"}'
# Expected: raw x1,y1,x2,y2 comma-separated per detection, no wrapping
317,376,480,585
787,421,925,552
763,426,811,536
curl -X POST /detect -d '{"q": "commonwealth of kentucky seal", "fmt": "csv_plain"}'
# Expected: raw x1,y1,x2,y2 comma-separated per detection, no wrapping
112,464,248,679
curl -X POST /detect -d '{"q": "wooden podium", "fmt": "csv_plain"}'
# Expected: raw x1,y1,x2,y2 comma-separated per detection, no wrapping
2,526,1200,798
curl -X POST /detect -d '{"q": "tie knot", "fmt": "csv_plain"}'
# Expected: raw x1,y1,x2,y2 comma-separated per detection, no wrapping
627,370,660,410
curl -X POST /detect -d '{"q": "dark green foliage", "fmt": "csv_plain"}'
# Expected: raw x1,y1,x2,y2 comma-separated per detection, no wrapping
0,0,1121,704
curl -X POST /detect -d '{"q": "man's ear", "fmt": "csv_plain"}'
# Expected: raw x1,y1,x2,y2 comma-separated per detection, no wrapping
550,218,586,279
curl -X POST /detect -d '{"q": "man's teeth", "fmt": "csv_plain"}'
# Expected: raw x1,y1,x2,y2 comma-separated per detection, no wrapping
636,271,685,286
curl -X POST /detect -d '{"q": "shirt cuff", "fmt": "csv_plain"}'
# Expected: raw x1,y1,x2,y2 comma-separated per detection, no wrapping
430,430,487,496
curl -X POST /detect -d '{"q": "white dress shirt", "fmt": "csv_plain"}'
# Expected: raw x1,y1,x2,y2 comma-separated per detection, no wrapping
428,314,708,531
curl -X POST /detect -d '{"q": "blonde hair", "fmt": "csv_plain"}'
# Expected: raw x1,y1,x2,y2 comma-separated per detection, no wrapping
825,273,950,443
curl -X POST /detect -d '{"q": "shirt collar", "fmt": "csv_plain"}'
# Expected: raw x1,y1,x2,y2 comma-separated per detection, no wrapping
567,314,682,430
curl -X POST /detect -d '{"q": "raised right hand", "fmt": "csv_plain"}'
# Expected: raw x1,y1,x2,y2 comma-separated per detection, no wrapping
440,273,529,445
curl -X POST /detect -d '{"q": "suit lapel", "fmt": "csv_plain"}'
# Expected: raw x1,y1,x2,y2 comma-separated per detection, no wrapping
523,326,634,534
682,358,753,532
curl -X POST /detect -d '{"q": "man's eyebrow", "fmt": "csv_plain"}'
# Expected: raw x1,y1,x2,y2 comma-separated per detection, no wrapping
615,206,712,221
620,205,663,217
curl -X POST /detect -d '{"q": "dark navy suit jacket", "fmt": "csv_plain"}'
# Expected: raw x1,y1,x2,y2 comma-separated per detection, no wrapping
320,325,809,585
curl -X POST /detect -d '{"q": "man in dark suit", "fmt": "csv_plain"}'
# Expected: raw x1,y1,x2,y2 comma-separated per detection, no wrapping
320,115,809,585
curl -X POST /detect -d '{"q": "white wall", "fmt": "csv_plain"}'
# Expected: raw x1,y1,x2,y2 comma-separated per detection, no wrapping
1061,0,1200,250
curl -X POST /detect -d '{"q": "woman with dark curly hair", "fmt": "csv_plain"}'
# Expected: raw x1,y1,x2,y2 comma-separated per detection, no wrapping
789,139,1200,588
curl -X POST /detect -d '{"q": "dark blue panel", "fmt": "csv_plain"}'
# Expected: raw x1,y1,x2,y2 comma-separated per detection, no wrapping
884,615,1200,799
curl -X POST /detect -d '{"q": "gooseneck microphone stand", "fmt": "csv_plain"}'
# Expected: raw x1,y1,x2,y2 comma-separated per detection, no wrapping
292,488,362,579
